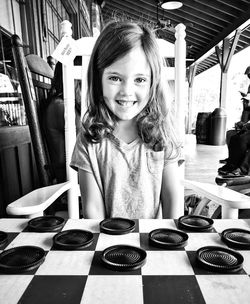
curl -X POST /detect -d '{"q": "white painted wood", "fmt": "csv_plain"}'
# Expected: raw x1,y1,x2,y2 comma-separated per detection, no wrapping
184,179,250,218
61,21,79,219
174,23,186,145
6,182,71,217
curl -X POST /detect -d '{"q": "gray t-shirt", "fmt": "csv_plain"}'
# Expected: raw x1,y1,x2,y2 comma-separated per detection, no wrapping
70,130,177,219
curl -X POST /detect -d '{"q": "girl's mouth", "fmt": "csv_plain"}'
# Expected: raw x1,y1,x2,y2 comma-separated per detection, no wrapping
116,100,137,107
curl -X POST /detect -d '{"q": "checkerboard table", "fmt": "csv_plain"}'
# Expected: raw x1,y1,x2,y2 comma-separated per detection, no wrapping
1,218,250,304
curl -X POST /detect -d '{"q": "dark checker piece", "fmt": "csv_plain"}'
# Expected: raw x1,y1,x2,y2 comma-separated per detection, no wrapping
0,245,45,273
28,216,65,232
196,246,244,273
100,217,135,235
178,215,214,231
101,244,146,271
53,229,94,250
221,228,250,249
149,228,188,249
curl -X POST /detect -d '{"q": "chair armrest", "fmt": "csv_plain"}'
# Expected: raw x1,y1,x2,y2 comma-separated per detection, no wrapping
183,179,250,218
6,181,71,216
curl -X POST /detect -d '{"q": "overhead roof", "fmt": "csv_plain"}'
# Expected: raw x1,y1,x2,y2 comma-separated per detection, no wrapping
101,0,250,75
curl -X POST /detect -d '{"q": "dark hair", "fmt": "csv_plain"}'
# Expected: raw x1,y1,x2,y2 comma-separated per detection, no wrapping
49,61,63,98
83,20,179,155
48,61,81,114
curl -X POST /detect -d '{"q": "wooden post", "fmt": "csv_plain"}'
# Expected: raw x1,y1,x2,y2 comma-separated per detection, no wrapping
11,34,51,187
175,23,186,218
216,29,241,109
187,64,197,134
175,23,186,145
61,20,79,219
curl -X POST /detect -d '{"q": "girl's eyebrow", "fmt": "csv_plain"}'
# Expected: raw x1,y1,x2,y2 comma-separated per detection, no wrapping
136,73,151,78
104,70,150,77
103,71,120,75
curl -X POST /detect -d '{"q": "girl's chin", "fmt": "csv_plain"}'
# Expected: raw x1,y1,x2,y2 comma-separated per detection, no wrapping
114,112,138,121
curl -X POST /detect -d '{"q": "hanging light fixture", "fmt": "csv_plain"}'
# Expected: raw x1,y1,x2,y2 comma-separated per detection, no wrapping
160,1,183,10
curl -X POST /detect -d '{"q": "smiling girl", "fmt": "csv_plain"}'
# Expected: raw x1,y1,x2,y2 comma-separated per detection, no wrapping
70,20,182,219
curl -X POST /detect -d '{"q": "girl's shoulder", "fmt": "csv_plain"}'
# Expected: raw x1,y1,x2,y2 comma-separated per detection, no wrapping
77,129,114,150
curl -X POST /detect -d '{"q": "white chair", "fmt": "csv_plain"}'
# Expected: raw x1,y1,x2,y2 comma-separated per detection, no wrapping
183,179,250,219
59,21,97,219
6,182,71,218
6,21,95,219
6,20,250,219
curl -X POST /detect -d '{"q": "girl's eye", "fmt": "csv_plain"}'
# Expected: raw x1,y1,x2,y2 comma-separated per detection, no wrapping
135,78,146,83
109,76,121,82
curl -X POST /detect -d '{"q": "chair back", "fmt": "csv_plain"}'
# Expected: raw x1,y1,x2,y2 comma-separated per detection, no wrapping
11,34,54,187
51,20,97,218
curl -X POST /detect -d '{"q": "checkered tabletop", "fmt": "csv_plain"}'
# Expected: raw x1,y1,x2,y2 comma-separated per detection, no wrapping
1,218,250,304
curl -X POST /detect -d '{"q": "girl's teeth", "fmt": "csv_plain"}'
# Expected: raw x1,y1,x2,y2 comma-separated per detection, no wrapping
117,100,134,106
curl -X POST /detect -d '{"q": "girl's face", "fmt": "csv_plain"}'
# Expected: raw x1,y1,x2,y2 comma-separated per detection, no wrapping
102,46,151,122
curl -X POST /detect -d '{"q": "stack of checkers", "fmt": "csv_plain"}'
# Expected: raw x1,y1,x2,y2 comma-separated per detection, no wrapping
1,215,250,304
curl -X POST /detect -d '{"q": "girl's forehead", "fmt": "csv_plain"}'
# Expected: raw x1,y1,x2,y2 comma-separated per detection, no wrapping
104,46,151,74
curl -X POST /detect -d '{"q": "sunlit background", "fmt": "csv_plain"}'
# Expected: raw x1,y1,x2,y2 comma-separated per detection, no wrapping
193,46,250,130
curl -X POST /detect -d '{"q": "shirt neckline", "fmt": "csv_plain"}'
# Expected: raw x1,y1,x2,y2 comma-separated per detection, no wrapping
109,134,141,150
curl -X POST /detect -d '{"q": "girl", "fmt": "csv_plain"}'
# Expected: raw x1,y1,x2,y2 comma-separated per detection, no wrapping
70,20,182,219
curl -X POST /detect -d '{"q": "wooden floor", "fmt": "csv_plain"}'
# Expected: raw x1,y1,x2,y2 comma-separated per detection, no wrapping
184,134,228,184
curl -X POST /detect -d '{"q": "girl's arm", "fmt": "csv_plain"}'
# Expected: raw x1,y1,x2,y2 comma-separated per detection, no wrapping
160,161,183,219
78,169,106,219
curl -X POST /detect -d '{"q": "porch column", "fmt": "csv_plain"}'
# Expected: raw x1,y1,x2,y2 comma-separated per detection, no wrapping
187,64,197,133
216,29,241,109
175,23,186,218
175,23,186,145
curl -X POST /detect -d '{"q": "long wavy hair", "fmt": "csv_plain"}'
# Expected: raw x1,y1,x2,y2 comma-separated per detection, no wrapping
83,20,180,156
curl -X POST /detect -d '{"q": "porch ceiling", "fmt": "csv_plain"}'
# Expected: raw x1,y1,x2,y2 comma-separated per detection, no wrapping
101,0,250,75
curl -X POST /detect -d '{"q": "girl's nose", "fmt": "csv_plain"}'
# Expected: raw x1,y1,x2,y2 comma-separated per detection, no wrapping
120,80,133,96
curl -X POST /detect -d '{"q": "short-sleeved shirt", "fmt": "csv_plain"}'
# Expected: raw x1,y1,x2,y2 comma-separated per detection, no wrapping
70,130,178,219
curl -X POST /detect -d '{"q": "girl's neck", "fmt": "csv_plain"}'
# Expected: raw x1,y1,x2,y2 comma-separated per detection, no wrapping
114,119,138,144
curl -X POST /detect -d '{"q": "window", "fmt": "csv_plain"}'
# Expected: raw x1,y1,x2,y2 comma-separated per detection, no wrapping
0,29,26,127
79,0,91,37
45,0,71,56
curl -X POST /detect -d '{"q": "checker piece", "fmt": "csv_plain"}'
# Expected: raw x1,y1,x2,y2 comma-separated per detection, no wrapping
149,228,188,249
0,246,45,273
100,217,135,235
197,246,244,273
221,228,250,249
178,215,214,231
101,245,146,271
28,215,65,232
53,229,94,250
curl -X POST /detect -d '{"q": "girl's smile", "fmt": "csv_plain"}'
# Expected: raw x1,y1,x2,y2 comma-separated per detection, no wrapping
116,100,137,107
102,46,151,121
